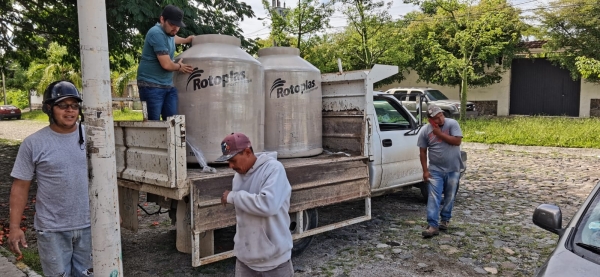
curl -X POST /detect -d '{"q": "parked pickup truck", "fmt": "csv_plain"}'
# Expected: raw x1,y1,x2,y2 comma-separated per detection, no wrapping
114,65,466,267
385,87,477,119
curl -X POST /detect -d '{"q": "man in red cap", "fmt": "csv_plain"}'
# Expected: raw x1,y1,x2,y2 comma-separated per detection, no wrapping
218,133,294,276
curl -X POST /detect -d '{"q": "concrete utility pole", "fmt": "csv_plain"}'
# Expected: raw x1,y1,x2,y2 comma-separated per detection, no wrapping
76,0,123,276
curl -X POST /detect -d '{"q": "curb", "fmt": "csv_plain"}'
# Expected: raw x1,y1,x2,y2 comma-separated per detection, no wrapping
0,246,43,277
462,142,600,157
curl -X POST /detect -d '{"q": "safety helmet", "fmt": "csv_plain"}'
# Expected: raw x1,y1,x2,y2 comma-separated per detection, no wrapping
42,81,83,114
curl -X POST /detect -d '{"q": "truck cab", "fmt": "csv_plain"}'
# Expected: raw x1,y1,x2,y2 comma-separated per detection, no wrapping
369,92,423,194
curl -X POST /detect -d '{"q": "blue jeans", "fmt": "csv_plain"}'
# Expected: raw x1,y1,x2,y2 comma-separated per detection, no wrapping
36,227,93,277
138,86,178,121
426,170,460,228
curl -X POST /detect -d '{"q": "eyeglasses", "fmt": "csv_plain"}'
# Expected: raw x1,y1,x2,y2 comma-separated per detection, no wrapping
55,103,81,110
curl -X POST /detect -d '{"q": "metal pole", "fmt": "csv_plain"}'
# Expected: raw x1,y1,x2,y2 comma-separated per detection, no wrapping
76,0,123,276
1,69,6,105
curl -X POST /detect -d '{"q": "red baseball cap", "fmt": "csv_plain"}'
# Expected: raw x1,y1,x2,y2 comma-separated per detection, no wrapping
215,133,252,162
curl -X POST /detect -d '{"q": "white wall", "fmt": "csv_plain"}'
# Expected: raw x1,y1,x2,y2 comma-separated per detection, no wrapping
580,80,600,117
31,95,43,105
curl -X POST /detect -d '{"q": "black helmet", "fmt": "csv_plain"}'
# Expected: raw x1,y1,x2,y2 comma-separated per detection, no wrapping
42,81,82,114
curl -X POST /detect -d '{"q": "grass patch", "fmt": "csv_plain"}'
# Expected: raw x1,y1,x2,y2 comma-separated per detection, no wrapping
21,110,47,122
0,138,21,145
113,108,143,121
21,248,43,275
21,109,143,122
462,116,600,148
18,113,600,148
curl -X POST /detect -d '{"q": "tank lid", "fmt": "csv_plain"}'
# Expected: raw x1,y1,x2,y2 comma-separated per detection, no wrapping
258,47,300,57
192,34,241,47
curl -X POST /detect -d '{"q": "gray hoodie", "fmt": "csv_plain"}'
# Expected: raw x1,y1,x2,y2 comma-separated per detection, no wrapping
226,153,293,271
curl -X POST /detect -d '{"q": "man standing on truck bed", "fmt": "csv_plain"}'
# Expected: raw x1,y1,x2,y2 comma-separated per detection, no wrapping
8,81,93,276
219,133,294,276
137,4,194,121
418,104,463,238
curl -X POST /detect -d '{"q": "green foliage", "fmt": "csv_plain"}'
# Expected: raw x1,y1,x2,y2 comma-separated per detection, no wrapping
301,15,411,85
112,65,138,97
405,0,527,119
575,56,600,80
1,0,257,71
25,42,82,94
261,0,334,54
462,116,600,148
302,34,342,73
6,88,29,109
536,0,600,82
339,0,394,69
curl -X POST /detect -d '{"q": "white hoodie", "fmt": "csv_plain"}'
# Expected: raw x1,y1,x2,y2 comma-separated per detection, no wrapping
226,153,293,271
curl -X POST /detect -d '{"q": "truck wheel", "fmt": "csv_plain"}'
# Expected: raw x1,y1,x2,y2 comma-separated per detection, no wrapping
291,209,318,256
443,111,451,118
417,182,428,204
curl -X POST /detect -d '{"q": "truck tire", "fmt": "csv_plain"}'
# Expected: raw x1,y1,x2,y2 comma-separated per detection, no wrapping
443,111,451,118
417,182,428,203
291,209,318,256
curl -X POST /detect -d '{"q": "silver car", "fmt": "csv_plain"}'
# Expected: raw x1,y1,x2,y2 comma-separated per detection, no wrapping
533,181,600,276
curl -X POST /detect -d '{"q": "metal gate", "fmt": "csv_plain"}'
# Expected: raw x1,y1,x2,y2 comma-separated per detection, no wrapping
509,58,580,116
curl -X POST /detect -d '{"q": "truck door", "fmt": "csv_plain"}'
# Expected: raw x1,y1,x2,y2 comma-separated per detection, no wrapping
370,96,422,190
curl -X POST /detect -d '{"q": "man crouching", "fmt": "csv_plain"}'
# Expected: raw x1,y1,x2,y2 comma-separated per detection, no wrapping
219,133,294,276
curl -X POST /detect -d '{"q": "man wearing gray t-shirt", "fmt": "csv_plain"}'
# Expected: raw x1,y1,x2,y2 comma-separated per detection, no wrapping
8,81,93,276
417,105,463,238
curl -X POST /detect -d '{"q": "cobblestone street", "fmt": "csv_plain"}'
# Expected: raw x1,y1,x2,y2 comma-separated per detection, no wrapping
1,118,599,276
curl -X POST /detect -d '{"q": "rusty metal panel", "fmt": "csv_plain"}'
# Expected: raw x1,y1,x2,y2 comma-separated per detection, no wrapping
191,156,369,232
114,115,186,188
322,111,364,155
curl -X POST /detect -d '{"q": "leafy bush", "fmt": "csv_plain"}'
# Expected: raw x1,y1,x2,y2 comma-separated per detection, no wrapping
5,89,29,109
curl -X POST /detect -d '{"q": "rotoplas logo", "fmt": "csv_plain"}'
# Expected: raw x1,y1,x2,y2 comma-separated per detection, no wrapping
269,78,317,98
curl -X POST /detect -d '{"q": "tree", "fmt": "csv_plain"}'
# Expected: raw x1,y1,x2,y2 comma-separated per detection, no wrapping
261,0,334,54
405,0,526,119
536,0,600,82
26,42,82,94
339,0,394,69
1,0,256,71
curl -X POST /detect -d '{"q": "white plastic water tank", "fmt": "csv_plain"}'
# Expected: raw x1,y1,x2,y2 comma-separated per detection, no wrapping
257,47,322,158
174,35,264,163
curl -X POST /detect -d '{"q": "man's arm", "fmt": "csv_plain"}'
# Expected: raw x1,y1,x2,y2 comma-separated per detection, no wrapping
8,178,31,256
432,125,462,146
419,147,431,182
174,35,193,45
226,163,291,217
156,55,193,73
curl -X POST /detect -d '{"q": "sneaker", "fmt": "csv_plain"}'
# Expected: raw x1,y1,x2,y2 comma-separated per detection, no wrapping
422,226,439,238
439,221,449,231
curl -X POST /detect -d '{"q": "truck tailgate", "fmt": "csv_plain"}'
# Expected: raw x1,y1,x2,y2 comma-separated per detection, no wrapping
190,154,369,232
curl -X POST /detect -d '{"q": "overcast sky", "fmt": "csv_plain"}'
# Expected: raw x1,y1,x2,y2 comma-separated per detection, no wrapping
239,0,548,39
